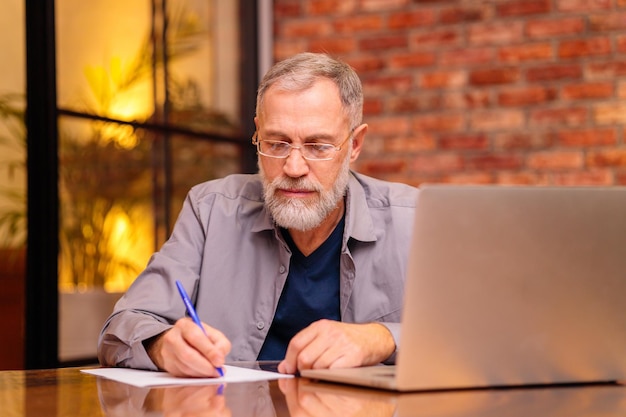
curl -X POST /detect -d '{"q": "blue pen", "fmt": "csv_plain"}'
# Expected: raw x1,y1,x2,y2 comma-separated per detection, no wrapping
175,280,224,377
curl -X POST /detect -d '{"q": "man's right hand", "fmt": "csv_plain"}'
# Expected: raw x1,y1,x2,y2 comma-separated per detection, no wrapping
146,317,231,377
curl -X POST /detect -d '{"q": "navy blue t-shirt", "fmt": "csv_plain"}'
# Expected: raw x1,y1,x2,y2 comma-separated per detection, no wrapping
257,216,344,360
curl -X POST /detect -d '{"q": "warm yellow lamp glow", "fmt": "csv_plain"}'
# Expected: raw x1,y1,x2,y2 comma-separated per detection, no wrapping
103,205,154,293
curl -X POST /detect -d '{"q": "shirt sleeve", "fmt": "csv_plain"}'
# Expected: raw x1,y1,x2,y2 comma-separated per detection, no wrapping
98,309,173,370
97,187,208,369
379,322,400,364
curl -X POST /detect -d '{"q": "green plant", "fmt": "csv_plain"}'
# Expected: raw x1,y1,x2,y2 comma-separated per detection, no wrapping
0,93,26,247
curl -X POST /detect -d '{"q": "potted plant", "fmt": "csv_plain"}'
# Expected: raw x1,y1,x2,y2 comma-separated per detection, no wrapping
0,92,26,370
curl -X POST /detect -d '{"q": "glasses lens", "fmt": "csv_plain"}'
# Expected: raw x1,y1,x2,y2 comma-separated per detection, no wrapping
257,140,337,160
260,140,290,157
303,143,334,160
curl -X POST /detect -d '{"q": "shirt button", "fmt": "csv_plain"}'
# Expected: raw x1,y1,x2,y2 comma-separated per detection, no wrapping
279,265,286,274
256,321,265,330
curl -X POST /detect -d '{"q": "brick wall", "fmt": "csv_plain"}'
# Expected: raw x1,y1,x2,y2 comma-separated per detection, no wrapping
272,0,626,186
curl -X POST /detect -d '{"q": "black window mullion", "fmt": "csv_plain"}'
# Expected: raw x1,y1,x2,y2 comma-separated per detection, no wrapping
25,0,60,369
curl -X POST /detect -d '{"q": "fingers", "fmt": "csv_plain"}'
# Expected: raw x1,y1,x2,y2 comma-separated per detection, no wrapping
158,318,231,377
278,320,352,374
278,320,395,374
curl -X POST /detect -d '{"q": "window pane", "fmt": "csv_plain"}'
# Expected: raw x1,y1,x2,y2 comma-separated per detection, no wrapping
0,0,26,247
56,0,244,362
57,0,153,122
0,0,26,371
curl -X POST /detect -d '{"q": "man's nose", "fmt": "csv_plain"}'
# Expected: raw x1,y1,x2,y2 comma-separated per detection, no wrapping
282,147,310,178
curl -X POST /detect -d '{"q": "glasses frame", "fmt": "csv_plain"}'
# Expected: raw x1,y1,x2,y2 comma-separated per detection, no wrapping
252,131,353,161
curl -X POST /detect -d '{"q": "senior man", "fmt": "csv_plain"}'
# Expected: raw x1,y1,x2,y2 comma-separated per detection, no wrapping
98,52,418,377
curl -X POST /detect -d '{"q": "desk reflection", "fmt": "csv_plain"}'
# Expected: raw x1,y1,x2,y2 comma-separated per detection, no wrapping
1,367,624,417
97,373,626,417
97,377,397,417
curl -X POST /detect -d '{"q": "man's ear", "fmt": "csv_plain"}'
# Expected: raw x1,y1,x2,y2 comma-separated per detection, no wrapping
349,123,368,163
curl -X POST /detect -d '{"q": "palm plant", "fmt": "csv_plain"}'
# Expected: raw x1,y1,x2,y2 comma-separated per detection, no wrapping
0,93,26,247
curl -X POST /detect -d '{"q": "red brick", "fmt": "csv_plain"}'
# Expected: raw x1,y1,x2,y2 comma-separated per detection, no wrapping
561,82,613,100
530,107,588,126
586,61,626,79
587,149,626,167
413,29,462,48
274,42,309,62
469,22,524,45
440,134,489,150
616,170,626,185
388,10,436,29
346,56,386,74
385,134,437,152
363,98,383,116
440,48,493,66
498,86,556,106
272,0,626,188
618,81,626,99
471,110,525,131
494,132,554,149
469,68,520,85
497,171,550,185
389,52,437,69
527,151,584,169
497,0,551,16
281,20,333,38
440,5,490,24
362,75,414,94
526,17,585,38
498,43,553,63
419,70,466,89
359,159,407,176
440,172,494,184
307,0,354,15
440,91,492,109
556,128,617,147
558,38,611,59
593,102,626,125
412,113,465,132
361,0,410,12
551,170,613,186
388,95,441,113
360,35,408,51
526,64,582,81
334,15,384,33
556,0,611,12
466,153,525,170
617,35,626,53
274,2,302,18
309,38,356,54
366,117,411,136
413,153,464,174
589,13,626,31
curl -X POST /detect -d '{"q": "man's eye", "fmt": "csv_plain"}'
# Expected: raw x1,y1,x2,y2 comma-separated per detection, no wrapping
307,143,332,152
268,141,289,150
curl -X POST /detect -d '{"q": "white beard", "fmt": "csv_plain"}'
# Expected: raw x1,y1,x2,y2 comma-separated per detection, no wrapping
260,154,351,231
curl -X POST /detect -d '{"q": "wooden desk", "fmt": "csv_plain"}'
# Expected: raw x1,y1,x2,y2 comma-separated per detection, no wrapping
1,366,625,416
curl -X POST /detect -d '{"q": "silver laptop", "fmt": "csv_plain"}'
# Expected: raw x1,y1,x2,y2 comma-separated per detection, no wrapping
301,185,626,391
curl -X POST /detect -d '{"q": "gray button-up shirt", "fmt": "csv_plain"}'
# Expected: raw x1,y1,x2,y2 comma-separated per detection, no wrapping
98,172,419,370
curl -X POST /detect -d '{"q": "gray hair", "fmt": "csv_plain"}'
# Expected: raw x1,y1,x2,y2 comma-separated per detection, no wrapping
255,52,364,131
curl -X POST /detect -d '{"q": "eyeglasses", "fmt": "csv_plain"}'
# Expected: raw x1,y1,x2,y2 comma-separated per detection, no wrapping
252,131,352,161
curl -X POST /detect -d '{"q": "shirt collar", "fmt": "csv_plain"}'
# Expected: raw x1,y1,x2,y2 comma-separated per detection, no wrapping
344,172,377,243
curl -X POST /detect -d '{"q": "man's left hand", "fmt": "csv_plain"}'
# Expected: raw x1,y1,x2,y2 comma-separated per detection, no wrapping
277,320,395,374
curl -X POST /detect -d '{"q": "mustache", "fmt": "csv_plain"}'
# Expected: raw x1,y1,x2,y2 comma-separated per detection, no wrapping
268,176,323,193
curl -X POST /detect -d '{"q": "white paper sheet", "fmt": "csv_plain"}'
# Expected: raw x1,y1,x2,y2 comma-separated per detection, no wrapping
82,365,293,387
